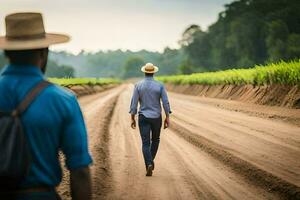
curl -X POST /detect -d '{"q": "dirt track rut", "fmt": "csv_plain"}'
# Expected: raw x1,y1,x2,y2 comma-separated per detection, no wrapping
58,84,300,200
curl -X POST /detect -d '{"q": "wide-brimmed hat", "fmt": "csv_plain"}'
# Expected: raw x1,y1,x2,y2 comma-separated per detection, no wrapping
0,12,70,50
141,63,159,74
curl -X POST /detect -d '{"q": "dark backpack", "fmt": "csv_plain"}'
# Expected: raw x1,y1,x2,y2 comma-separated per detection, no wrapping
0,80,51,189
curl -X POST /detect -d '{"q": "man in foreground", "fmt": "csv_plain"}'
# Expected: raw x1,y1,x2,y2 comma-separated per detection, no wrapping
0,13,92,200
129,63,172,176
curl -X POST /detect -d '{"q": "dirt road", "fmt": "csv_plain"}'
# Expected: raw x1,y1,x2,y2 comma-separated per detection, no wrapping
58,84,300,200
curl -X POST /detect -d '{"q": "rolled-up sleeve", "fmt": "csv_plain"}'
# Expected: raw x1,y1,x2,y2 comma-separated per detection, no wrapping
129,85,139,115
161,85,172,115
61,95,92,170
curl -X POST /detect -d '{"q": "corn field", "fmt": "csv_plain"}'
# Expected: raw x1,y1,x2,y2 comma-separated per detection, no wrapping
157,60,300,85
49,78,120,87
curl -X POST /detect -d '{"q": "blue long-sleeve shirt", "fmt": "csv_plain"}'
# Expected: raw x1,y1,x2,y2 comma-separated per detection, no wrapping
0,65,92,189
129,76,171,118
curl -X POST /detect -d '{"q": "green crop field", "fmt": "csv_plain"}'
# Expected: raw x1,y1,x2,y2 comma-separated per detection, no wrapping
157,60,300,86
49,78,120,87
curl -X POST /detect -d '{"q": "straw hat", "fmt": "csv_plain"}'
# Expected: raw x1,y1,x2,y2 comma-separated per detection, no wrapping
0,12,70,50
141,63,159,74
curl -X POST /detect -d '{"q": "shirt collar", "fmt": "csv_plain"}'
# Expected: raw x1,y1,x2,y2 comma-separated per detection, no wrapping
1,64,44,77
145,76,154,81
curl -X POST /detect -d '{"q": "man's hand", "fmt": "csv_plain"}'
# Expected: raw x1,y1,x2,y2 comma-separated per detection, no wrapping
164,116,170,129
131,114,136,129
70,167,92,200
131,119,136,129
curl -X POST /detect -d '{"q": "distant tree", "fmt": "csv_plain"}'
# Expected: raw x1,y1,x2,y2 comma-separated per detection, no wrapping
178,59,203,74
46,60,75,78
180,0,300,70
287,34,300,59
179,25,201,47
122,56,145,79
183,28,212,70
158,47,185,75
266,20,289,62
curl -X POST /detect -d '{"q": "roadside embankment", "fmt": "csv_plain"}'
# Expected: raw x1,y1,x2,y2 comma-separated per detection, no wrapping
158,60,300,109
49,77,121,97
65,84,118,97
165,84,300,109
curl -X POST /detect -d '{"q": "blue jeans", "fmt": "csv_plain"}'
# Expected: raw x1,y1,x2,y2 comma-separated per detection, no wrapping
138,114,162,167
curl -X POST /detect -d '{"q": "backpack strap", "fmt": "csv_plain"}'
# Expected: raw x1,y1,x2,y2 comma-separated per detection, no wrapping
12,80,51,117
0,111,10,117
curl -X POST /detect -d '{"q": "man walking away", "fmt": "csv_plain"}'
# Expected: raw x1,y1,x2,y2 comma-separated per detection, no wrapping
129,63,172,177
0,13,92,200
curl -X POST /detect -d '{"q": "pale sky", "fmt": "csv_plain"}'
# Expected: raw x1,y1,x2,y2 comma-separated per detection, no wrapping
1,0,232,54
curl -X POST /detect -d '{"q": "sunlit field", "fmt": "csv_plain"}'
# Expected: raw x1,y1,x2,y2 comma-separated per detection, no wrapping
157,60,300,85
49,78,120,86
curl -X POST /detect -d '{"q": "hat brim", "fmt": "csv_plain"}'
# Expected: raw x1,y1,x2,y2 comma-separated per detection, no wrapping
0,33,70,50
141,66,159,73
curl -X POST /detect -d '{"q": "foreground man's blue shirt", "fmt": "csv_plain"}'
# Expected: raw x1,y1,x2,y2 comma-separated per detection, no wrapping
0,65,92,188
129,76,171,118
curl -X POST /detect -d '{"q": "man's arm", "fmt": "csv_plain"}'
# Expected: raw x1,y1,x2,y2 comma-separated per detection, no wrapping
70,167,92,200
129,85,139,129
61,95,93,199
161,85,172,129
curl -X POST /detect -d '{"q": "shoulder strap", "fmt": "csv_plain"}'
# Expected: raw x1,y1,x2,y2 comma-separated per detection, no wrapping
0,111,10,117
12,80,51,117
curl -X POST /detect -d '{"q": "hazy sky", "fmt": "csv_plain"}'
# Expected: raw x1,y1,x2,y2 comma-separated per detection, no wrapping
1,0,232,54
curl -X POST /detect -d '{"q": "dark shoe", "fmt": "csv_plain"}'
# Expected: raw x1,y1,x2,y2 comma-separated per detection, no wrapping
152,161,155,171
146,164,153,176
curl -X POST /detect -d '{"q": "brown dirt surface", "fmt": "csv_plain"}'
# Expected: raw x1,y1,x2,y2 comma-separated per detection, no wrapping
57,86,124,199
57,84,300,200
169,92,300,127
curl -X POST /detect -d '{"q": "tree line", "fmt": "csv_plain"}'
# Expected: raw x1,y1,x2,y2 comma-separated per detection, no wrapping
1,0,299,78
49,49,184,79
180,0,300,73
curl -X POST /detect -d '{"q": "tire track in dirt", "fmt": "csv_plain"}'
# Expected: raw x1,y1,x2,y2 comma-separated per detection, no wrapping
169,94,300,172
162,130,276,200
89,94,119,199
57,86,124,199
168,92,300,200
170,121,300,200
106,85,280,200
